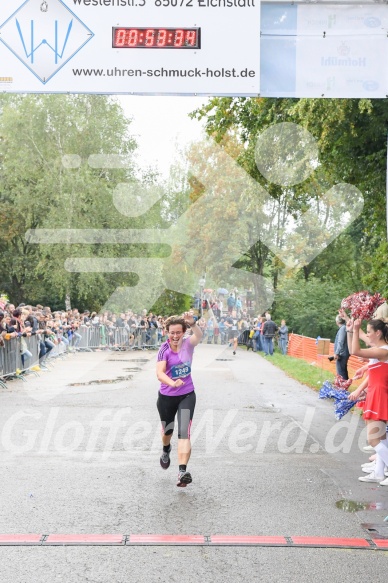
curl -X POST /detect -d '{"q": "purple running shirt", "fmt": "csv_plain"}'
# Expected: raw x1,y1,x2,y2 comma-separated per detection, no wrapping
157,337,195,396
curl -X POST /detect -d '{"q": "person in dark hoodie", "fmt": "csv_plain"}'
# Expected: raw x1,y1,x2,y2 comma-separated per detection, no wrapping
262,313,278,356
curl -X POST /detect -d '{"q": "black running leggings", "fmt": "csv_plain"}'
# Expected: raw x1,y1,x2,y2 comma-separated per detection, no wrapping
157,391,196,439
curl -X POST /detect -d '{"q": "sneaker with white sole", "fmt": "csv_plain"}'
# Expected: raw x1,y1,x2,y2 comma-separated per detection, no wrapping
361,464,376,473
160,445,171,470
361,461,376,470
358,471,385,483
361,460,376,466
177,470,192,487
363,445,375,452
379,477,388,486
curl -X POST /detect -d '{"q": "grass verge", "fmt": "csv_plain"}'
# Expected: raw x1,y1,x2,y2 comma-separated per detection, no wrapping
255,350,327,390
244,348,362,416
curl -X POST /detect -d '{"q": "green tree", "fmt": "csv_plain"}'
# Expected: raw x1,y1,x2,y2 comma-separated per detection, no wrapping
273,276,353,340
0,94,140,305
189,97,388,329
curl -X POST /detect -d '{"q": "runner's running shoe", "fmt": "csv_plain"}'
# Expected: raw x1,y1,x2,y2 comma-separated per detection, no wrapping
160,445,171,470
177,470,192,487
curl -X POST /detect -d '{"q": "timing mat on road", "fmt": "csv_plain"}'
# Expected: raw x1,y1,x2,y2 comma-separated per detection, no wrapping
0,535,387,549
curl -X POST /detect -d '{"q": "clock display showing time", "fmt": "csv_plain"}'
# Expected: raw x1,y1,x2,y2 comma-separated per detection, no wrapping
112,27,201,49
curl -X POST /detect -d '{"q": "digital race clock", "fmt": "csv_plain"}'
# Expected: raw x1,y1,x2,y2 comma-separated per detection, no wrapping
112,27,201,49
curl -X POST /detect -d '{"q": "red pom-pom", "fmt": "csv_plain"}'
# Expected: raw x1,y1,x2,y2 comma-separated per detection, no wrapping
340,291,385,320
333,375,352,390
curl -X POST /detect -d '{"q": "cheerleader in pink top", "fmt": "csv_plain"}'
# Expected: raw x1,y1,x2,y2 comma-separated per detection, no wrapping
351,318,388,484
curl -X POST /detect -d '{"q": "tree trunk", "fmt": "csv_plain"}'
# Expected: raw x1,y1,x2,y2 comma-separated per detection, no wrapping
65,293,72,311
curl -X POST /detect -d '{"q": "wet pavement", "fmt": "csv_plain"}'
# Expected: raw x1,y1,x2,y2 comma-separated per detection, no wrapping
0,344,387,582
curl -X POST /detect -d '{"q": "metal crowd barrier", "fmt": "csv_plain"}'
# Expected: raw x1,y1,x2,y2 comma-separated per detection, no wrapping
0,334,40,387
0,324,162,388
77,325,160,351
49,338,68,359
76,326,91,351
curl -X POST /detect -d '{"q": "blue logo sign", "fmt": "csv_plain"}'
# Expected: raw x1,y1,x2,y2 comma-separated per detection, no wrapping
363,17,381,28
0,0,94,84
363,80,379,92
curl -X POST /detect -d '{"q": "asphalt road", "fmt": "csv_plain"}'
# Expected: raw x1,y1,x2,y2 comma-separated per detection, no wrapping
0,343,387,582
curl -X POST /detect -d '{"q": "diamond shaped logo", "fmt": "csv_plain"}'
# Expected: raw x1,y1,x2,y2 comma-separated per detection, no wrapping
0,0,94,84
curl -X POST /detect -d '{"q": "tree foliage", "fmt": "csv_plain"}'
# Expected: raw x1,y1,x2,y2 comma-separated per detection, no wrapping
1,94,387,327
188,97,388,338
0,95,136,305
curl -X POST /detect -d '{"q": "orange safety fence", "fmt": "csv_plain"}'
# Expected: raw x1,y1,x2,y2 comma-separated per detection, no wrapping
287,333,366,386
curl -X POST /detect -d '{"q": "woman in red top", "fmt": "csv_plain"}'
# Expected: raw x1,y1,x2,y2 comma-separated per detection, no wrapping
351,318,388,484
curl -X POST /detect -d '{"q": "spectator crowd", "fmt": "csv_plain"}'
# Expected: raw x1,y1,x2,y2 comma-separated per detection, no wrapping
0,301,173,366
0,290,289,377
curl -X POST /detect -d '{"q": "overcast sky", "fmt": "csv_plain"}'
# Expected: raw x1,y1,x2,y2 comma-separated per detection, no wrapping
118,96,208,177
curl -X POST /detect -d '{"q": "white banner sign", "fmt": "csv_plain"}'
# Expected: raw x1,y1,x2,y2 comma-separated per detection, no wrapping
297,4,388,36
296,36,387,98
295,5,388,98
0,0,261,95
261,3,388,98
